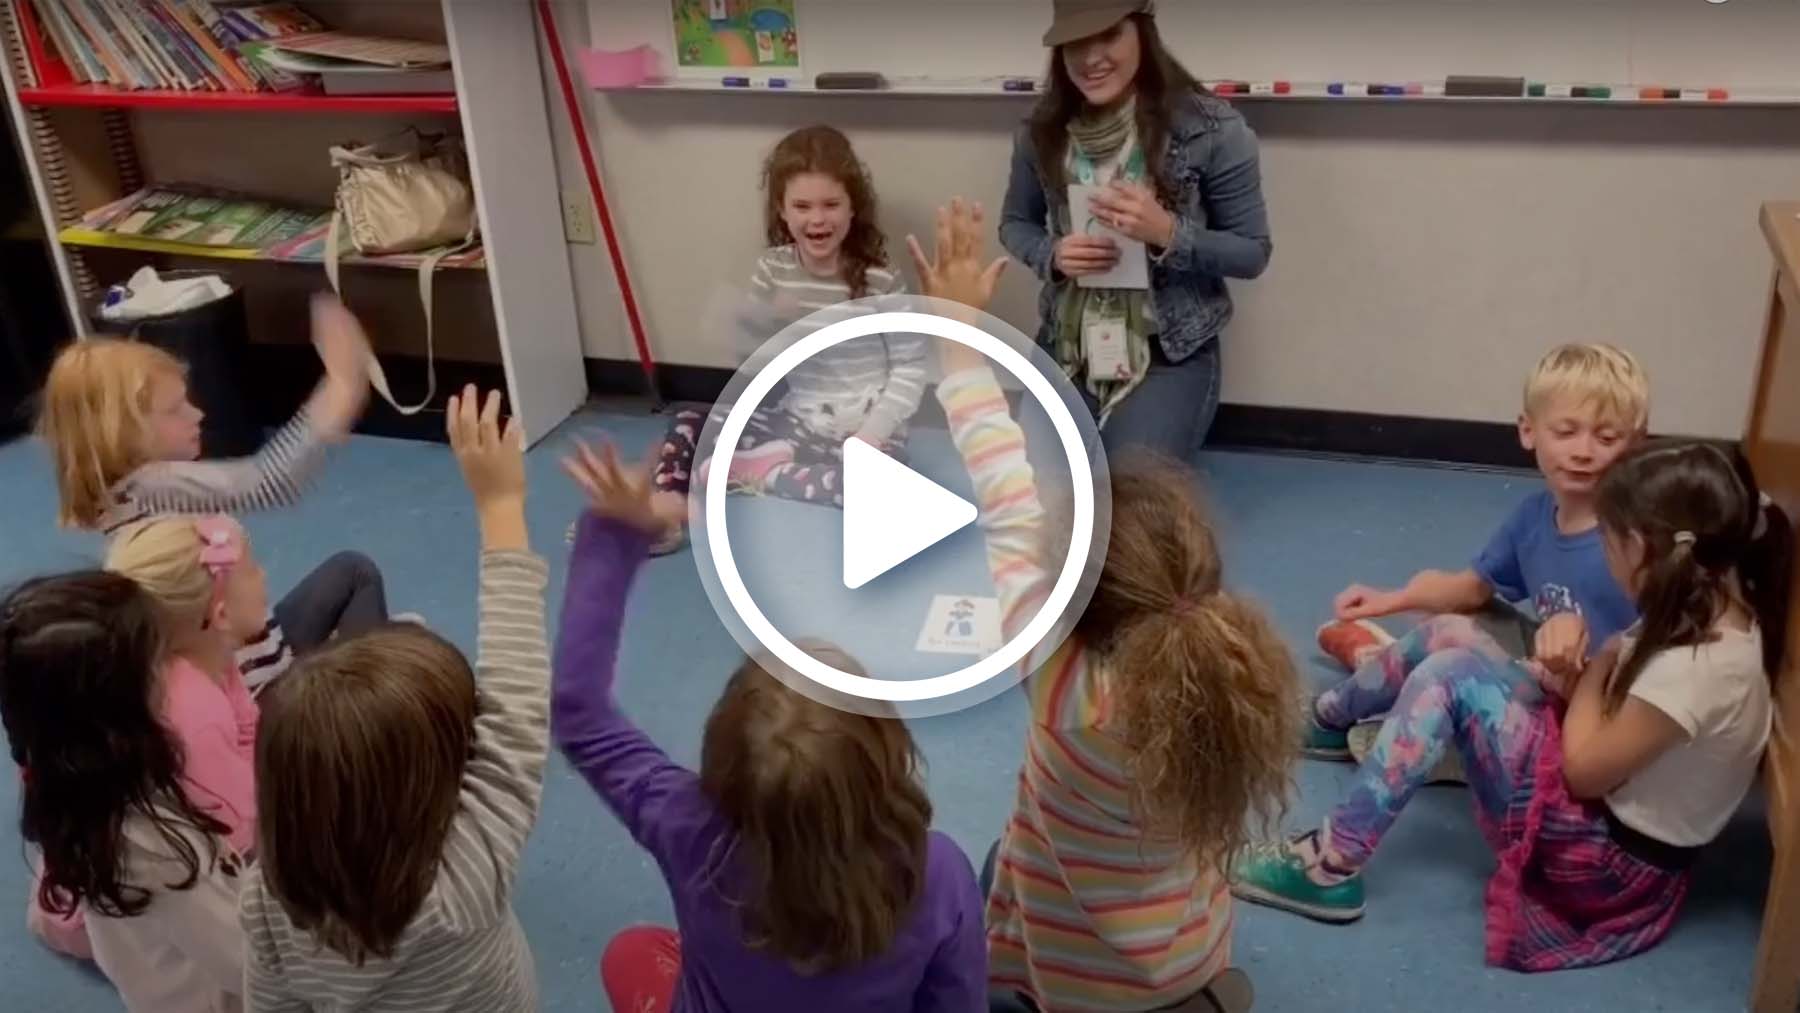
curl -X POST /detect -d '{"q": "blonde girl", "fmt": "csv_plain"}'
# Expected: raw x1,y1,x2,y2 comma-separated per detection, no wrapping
39,295,394,694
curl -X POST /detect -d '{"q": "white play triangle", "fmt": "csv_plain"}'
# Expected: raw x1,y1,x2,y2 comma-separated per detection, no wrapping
842,437,977,590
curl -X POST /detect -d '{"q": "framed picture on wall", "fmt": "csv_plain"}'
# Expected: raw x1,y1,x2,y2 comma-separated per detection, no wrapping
669,0,801,75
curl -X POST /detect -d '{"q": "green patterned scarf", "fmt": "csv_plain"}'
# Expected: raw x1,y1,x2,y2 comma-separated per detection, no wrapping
1053,97,1151,424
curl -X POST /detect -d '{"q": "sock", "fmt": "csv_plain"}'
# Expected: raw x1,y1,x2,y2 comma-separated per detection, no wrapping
1290,823,1357,886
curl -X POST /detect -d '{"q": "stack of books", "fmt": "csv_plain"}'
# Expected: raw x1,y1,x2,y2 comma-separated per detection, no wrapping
63,184,485,267
11,1,447,94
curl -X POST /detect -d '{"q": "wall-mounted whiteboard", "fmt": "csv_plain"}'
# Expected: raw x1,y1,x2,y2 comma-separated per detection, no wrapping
593,0,1800,93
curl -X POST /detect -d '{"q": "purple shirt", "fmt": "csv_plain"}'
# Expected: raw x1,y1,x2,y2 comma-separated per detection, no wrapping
552,514,989,1013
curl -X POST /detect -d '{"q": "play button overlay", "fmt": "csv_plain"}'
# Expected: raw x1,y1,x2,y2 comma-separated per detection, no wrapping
842,438,976,590
686,293,1110,717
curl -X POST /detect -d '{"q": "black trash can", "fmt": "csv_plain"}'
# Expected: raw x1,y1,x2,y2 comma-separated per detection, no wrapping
93,272,260,458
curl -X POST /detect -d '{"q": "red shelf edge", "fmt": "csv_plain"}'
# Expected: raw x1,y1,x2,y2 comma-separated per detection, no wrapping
18,85,458,113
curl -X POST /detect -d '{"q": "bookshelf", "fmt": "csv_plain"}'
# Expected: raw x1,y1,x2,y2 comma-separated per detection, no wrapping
0,1,586,445
19,82,458,112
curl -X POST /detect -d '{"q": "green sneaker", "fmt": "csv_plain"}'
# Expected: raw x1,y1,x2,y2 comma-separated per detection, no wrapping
1300,708,1351,761
1231,843,1365,923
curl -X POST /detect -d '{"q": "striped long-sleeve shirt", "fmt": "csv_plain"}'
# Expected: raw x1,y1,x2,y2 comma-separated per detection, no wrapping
749,245,926,445
238,550,550,1012
937,368,1231,1012
98,410,329,693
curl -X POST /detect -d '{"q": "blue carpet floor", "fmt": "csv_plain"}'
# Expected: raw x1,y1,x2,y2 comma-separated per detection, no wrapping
0,409,1767,1012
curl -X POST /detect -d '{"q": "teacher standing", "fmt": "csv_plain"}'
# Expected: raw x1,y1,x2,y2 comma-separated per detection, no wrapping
1001,0,1272,461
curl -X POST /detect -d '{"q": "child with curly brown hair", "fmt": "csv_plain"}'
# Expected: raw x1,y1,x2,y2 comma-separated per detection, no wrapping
637,124,925,553
908,199,1298,1012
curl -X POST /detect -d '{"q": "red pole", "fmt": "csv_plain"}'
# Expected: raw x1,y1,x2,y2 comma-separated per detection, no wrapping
535,0,663,406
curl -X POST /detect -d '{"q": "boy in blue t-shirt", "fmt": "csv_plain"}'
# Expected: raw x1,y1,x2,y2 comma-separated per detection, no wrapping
1306,344,1650,763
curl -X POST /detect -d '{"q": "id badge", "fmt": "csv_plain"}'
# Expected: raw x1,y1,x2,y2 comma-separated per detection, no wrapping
1083,310,1132,381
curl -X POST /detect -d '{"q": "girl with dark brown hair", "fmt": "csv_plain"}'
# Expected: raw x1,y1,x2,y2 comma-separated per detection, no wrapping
1002,0,1271,463
552,441,986,1012
240,387,553,1011
633,125,927,555
909,198,1294,1012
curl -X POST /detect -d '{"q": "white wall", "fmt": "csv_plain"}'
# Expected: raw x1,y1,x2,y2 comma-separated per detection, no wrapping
551,1,1800,438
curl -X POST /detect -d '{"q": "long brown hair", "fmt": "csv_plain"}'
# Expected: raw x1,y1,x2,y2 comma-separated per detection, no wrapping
1597,442,1793,714
1,572,229,919
700,646,931,973
253,625,478,965
761,125,888,298
1031,13,1216,201
1076,455,1299,869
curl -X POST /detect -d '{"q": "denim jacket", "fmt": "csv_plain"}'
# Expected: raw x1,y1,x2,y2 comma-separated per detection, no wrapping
999,92,1272,363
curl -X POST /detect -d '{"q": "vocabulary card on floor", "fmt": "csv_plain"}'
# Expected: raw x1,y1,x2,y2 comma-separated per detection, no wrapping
916,594,1003,656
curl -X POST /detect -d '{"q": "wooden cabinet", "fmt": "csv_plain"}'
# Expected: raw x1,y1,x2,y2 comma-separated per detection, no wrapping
1748,201,1800,1013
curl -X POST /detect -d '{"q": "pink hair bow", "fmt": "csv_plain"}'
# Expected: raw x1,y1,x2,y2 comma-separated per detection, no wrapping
194,515,243,578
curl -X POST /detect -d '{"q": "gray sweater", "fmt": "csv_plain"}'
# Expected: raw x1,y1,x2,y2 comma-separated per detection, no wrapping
238,550,550,1012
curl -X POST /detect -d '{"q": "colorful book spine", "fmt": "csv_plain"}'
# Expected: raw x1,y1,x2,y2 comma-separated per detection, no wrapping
184,0,265,90
37,0,103,83
14,0,73,85
165,0,252,88
62,0,135,87
147,0,226,89
104,0,181,88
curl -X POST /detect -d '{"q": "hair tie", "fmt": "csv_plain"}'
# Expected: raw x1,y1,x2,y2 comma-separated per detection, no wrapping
1673,530,1697,547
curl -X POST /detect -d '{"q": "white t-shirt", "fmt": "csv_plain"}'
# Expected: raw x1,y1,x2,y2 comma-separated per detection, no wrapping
1605,624,1772,847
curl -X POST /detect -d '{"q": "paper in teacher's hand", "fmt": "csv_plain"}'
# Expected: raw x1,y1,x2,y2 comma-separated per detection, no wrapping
916,594,1003,656
1069,184,1150,291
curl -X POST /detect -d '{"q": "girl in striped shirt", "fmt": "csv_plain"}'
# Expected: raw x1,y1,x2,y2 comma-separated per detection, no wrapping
241,387,550,1012
911,199,1298,1012
639,125,926,553
39,294,399,694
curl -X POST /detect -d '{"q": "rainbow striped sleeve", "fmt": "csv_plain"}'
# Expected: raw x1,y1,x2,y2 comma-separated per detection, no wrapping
937,366,1067,690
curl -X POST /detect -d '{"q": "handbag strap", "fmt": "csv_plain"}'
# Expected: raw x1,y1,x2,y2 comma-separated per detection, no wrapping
325,212,475,417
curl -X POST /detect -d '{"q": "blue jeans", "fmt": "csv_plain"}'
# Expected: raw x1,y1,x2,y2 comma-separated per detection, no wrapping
1082,339,1222,465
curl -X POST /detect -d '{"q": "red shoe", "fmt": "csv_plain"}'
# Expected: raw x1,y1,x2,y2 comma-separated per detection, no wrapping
1316,619,1395,671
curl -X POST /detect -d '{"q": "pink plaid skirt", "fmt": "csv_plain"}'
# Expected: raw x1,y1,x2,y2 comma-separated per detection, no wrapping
1480,706,1691,971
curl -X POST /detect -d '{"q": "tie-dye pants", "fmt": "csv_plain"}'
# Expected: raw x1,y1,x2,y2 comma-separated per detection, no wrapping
1315,615,1689,970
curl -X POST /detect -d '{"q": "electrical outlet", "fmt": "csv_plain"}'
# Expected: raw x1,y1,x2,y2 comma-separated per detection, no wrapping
561,188,597,245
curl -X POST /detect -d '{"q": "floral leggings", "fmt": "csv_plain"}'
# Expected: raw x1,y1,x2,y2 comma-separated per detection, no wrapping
652,407,904,508
1315,614,1554,866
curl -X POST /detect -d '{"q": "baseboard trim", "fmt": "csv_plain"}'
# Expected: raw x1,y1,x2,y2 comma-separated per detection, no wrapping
581,357,1535,468
1209,404,1533,469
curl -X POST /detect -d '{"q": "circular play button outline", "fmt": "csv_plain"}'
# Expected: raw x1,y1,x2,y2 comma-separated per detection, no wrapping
703,307,1097,704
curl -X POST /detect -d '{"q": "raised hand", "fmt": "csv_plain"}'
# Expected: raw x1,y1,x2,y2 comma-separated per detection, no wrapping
447,385,527,550
562,439,662,535
307,294,372,440
906,197,1010,313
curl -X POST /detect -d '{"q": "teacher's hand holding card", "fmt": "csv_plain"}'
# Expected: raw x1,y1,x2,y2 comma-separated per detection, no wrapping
1087,180,1176,250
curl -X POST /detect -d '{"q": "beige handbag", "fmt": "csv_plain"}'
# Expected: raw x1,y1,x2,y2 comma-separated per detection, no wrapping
324,128,479,415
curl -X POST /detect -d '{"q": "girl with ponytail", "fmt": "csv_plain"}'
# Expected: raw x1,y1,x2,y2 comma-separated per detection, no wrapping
911,198,1296,1012
1236,440,1789,973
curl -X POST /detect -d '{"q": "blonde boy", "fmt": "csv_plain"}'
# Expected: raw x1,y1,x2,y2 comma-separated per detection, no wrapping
1307,344,1650,759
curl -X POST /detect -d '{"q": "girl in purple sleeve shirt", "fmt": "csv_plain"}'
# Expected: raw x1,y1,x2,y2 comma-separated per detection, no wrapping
552,442,988,1013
